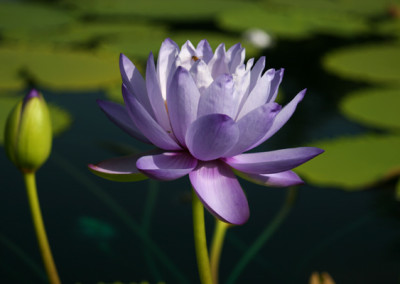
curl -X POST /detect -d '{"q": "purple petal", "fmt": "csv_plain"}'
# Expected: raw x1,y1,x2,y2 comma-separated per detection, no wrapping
97,99,150,143
146,53,172,132
136,152,198,181
232,64,251,116
157,38,179,99
223,147,324,174
236,170,304,187
237,68,275,120
196,40,213,63
223,102,281,157
189,160,249,225
266,68,284,103
176,40,197,70
208,43,229,79
226,44,244,73
197,74,236,119
190,59,213,95
119,54,153,115
24,89,40,103
122,85,181,151
167,67,201,147
246,58,255,70
248,56,266,92
250,89,306,148
230,48,245,73
88,154,147,182
185,114,239,161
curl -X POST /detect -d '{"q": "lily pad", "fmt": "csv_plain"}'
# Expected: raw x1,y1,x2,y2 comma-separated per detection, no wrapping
296,134,400,190
375,19,400,38
265,0,399,18
0,45,120,91
323,43,400,83
0,2,74,32
218,5,368,39
0,96,72,145
340,87,400,131
218,7,312,39
3,21,167,51
60,0,255,21
98,26,168,60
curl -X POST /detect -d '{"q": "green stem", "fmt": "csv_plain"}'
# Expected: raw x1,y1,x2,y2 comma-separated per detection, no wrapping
23,172,61,284
210,219,230,284
226,187,298,284
192,190,213,284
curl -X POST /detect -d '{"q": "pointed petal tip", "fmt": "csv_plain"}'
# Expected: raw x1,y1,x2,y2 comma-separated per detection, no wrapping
119,53,128,62
87,163,96,170
198,39,209,46
162,38,179,48
27,89,40,98
299,88,307,98
88,155,148,182
147,51,154,60
24,89,41,104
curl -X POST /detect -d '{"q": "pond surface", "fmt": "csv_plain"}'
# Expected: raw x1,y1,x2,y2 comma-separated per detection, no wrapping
1,37,399,284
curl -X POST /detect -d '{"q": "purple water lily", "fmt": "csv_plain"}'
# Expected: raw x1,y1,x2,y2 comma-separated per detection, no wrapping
89,39,323,225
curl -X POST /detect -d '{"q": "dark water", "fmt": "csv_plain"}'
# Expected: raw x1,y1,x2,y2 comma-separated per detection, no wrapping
1,37,399,284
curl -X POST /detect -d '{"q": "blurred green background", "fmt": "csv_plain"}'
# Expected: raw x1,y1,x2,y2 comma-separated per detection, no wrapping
1,0,400,283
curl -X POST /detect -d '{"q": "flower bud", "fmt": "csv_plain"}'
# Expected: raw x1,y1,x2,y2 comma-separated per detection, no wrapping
4,89,52,173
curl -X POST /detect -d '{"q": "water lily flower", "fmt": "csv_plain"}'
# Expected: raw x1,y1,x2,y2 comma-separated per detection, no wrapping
89,39,323,225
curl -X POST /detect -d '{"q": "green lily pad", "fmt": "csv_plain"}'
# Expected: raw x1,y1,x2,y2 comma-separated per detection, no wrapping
265,0,399,18
3,21,167,51
0,45,120,91
0,2,74,32
218,5,368,39
375,18,400,38
98,26,168,60
61,0,255,21
218,7,311,39
396,178,400,201
323,43,400,83
296,134,400,190
0,96,72,145
340,87,400,131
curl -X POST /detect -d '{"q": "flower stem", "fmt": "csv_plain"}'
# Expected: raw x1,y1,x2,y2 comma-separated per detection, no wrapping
23,172,61,284
192,190,213,284
210,219,230,284
226,187,298,284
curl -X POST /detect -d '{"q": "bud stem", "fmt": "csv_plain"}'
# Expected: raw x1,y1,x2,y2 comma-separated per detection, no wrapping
23,172,61,284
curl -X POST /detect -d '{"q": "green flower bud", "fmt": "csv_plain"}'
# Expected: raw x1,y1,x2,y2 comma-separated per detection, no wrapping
4,89,52,173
